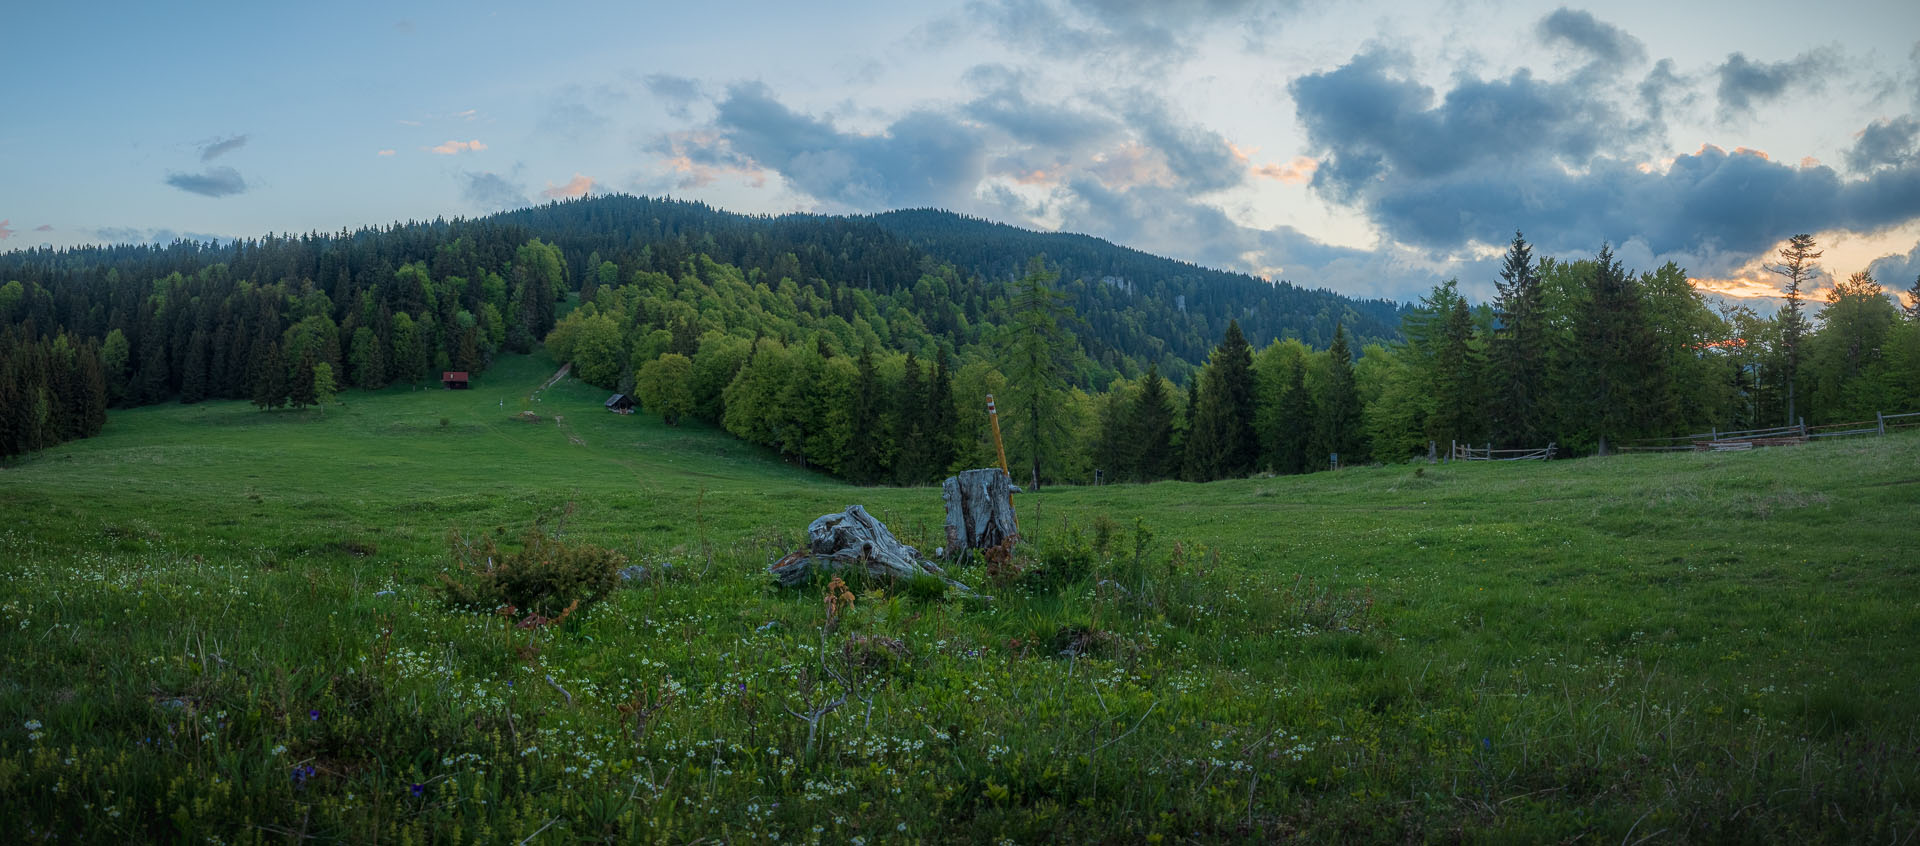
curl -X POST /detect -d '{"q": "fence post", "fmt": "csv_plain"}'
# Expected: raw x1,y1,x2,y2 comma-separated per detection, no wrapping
1711,426,1717,441
1799,417,1807,439
1450,439,1456,463
1428,440,1437,464
1878,412,1886,436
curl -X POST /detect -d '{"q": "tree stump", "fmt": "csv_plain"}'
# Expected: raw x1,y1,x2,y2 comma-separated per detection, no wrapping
770,505,977,594
941,468,1018,562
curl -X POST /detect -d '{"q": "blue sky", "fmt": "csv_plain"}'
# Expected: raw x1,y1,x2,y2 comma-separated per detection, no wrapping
3,0,1917,305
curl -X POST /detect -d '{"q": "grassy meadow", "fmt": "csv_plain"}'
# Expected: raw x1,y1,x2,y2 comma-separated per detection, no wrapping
2,352,1918,843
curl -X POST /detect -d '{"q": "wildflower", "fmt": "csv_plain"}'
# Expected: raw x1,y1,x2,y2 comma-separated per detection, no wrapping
271,745,288,756
23,720,42,731
410,783,425,797
308,709,320,721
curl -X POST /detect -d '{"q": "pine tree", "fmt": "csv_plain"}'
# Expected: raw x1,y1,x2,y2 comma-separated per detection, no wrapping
1310,325,1364,469
252,342,287,411
1131,364,1177,481
288,346,319,409
893,351,930,485
845,346,886,485
1489,231,1547,446
924,348,958,477
1768,234,1821,426
1574,244,1661,452
1274,359,1313,475
997,256,1080,490
1905,275,1920,321
180,329,211,404
1431,297,1484,445
1183,321,1259,481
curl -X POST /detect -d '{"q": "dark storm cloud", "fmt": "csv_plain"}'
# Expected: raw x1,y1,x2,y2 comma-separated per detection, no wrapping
1291,51,1920,265
198,134,248,162
164,166,248,197
1846,115,1919,172
1715,50,1835,119
461,171,530,211
1291,50,1614,203
1538,8,1645,68
709,82,986,210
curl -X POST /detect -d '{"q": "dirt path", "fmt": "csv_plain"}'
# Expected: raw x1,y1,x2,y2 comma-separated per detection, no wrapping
539,362,572,391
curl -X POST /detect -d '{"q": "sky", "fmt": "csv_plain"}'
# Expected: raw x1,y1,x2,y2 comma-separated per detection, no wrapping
3,0,1918,307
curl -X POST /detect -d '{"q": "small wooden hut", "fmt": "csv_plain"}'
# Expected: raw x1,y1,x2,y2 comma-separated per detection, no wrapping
605,393,636,414
441,371,470,389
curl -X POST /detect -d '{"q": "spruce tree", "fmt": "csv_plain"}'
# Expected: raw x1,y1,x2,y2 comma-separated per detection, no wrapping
1431,297,1484,446
924,348,958,478
1574,244,1661,452
997,256,1079,490
288,346,319,409
1275,360,1313,475
845,346,885,485
1131,364,1176,481
1310,325,1364,469
893,351,930,485
1489,231,1547,446
1768,234,1821,425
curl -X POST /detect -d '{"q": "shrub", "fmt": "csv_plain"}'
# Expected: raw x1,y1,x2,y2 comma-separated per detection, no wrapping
436,527,625,618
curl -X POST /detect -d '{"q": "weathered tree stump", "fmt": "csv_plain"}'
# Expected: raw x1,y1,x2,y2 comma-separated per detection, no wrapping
770,505,977,594
941,468,1018,562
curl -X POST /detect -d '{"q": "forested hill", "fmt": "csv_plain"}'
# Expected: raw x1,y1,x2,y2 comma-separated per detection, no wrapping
487,197,1404,367
871,209,1405,361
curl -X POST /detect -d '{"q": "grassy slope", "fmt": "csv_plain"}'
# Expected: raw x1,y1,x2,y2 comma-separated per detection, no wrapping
2,352,1917,843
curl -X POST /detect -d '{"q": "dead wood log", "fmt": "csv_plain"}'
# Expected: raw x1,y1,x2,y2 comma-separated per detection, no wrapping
941,468,1018,561
770,505,977,594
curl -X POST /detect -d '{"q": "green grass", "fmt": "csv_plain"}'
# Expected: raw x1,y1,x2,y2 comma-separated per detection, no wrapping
3,351,1917,843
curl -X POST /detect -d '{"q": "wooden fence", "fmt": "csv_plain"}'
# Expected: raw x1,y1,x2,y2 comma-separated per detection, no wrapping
1620,409,1920,453
1449,440,1555,461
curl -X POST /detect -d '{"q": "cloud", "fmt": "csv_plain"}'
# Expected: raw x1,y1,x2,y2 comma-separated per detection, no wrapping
960,65,1122,155
461,171,530,211
428,139,487,155
705,81,987,210
0,220,12,239
1289,49,1920,275
198,134,248,162
1869,240,1920,289
92,227,227,246
1715,50,1836,119
377,149,396,157
1248,153,1317,184
645,73,704,119
34,224,53,232
1538,8,1645,68
1846,115,1919,172
1115,93,1245,193
164,167,248,197
540,173,595,199
960,0,1296,71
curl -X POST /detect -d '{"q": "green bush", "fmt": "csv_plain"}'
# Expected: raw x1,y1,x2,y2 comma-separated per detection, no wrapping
435,527,625,618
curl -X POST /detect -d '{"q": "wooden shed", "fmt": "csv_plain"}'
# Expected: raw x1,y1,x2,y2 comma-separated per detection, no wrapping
605,393,635,414
441,371,470,389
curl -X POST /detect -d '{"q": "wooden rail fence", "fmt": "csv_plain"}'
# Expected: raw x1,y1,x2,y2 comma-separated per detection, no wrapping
1620,409,1920,453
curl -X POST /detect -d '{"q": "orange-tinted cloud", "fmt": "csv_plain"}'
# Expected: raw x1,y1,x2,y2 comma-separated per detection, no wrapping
540,173,595,199
427,139,486,155
1253,156,1318,184
0,220,12,240
35,224,52,231
377,149,396,157
1732,146,1769,160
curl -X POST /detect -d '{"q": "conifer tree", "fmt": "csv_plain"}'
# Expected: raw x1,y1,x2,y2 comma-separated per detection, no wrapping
845,346,886,485
1769,234,1820,425
924,348,958,477
1131,363,1177,481
1574,244,1661,452
252,342,287,411
288,346,319,409
893,351,930,484
1183,320,1258,481
1431,297,1484,445
1309,325,1364,469
997,256,1079,490
1489,231,1547,446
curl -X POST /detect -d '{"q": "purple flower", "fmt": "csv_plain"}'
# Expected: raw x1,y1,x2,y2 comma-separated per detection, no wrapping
308,709,320,721
411,783,425,797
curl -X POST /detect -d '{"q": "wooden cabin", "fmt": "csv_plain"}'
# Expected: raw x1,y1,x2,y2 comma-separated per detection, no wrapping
605,393,636,414
441,371,470,389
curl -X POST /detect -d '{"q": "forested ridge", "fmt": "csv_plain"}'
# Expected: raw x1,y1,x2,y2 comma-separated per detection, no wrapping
4,197,1917,487
0,195,1396,462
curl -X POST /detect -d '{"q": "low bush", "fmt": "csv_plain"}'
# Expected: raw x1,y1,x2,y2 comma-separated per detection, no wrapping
435,527,625,618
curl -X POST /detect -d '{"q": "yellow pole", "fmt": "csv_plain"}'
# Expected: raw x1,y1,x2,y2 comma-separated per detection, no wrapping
986,394,1010,478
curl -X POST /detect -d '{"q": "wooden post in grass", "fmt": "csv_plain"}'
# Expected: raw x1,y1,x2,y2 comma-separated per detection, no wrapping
1878,412,1886,436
